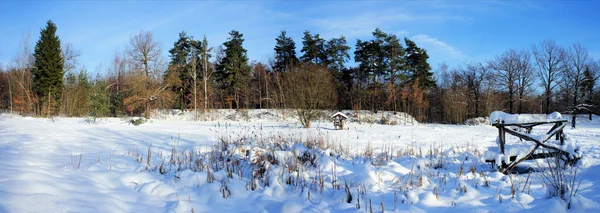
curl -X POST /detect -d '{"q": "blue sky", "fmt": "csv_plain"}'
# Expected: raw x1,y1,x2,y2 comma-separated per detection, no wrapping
0,1,599,75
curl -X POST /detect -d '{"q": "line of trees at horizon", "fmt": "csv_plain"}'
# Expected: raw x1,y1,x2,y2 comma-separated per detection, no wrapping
0,20,598,127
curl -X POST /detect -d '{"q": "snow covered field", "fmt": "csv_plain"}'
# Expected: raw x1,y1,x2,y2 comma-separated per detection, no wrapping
1,111,600,213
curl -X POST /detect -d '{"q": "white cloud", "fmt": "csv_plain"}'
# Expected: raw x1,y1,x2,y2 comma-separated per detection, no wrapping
304,11,462,39
411,34,465,59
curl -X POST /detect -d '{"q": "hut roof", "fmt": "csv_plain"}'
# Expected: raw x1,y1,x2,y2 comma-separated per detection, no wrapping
331,112,348,119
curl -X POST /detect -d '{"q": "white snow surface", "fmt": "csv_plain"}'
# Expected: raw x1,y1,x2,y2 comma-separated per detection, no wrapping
1,111,600,213
490,111,565,124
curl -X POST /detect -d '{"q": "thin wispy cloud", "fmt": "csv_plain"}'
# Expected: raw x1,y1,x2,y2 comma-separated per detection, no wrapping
412,34,466,60
303,9,466,39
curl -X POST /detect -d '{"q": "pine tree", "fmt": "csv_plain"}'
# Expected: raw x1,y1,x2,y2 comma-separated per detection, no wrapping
404,38,435,89
167,31,205,111
168,31,192,110
169,32,191,67
273,31,298,72
371,28,390,86
300,31,326,65
354,29,387,88
384,33,405,112
353,29,389,111
32,20,64,115
325,35,350,74
216,30,250,109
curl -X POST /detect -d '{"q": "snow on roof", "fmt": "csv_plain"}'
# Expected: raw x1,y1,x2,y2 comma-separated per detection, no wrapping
489,111,564,125
331,112,348,119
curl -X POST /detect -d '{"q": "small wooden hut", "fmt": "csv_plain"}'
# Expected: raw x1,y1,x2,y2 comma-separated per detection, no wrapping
331,112,348,130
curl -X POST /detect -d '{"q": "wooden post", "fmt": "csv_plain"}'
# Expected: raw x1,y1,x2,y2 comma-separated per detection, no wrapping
554,121,564,145
555,122,561,141
498,126,505,154
559,129,564,145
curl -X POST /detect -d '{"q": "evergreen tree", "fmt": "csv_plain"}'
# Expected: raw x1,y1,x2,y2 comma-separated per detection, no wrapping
90,79,110,123
325,35,350,74
371,28,390,85
404,38,435,89
216,30,250,109
167,31,204,110
300,31,326,65
32,20,64,115
384,33,405,84
581,66,596,120
354,30,387,112
383,33,405,112
169,31,191,67
354,29,388,87
273,31,298,72
75,70,91,116
168,31,192,110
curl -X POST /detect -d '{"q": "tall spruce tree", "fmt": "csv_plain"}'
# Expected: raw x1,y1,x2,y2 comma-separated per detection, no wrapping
32,20,64,115
273,31,298,72
216,30,250,109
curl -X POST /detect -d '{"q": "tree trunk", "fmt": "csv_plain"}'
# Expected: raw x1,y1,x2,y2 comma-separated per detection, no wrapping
588,86,594,121
545,89,551,114
193,77,197,118
264,71,269,109
518,92,523,114
192,59,198,119
572,79,578,128
203,52,209,112
475,93,479,117
508,84,514,114
6,73,12,113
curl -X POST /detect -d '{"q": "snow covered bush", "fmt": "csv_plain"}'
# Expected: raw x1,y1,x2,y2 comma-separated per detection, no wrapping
464,117,490,126
129,117,147,126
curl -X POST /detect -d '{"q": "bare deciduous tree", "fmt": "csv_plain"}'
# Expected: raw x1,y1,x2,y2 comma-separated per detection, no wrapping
60,43,84,116
562,43,590,128
515,49,534,114
458,62,487,117
532,40,566,114
62,43,81,74
124,30,169,118
10,32,35,114
284,64,337,128
127,30,162,79
200,35,213,112
188,40,199,119
488,49,518,113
